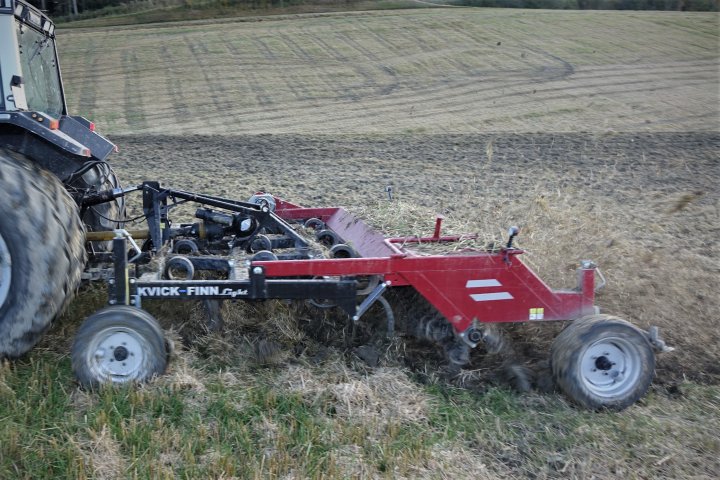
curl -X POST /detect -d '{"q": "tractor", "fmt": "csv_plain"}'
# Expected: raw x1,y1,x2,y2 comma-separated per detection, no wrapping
0,0,672,410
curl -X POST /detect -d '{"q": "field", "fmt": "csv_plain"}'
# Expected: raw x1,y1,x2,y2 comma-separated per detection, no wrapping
59,9,718,134
2,7,720,479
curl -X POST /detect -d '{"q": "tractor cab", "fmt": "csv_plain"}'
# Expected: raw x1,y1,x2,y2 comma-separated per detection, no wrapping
0,0,64,118
0,0,116,178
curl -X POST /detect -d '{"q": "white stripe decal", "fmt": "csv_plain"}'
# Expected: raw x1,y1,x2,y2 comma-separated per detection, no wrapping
470,292,514,302
466,279,501,288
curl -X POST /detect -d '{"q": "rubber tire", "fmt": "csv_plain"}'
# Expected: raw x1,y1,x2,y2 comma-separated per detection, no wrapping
316,229,340,247
0,149,86,358
304,218,325,231
551,314,655,411
163,255,195,280
72,306,168,388
81,165,126,252
252,250,278,262
329,243,357,259
250,234,273,253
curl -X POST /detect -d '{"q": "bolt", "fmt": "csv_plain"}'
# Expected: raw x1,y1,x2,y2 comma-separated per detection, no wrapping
130,279,136,284
604,352,610,356
592,368,597,372
253,267,263,275
109,299,116,305
122,363,126,366
603,372,608,376
109,279,115,285
467,328,482,344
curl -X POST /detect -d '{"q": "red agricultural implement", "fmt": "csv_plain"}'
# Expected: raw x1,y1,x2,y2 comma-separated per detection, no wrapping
68,184,672,410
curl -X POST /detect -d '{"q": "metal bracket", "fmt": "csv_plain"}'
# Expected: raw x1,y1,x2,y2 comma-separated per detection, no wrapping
594,267,607,292
115,229,143,263
457,318,484,348
352,281,388,322
647,326,675,353
110,235,129,306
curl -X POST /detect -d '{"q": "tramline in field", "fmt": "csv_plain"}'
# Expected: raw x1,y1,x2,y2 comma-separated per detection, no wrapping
0,0,672,410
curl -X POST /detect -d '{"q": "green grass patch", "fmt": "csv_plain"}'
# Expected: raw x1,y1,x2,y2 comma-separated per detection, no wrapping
2,345,719,478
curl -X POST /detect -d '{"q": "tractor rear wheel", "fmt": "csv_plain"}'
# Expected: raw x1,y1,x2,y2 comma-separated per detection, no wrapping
72,306,168,388
0,149,86,358
68,162,126,252
551,314,654,410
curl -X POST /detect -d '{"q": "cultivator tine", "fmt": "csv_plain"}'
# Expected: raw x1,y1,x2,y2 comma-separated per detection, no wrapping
477,324,510,354
647,326,675,353
353,281,389,322
203,300,224,332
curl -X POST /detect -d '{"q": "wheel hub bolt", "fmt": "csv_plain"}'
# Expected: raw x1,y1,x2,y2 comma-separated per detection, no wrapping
113,346,129,362
466,328,482,344
595,355,613,371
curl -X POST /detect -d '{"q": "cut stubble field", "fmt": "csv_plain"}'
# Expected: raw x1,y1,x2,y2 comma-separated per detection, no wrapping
60,8,718,134
1,7,719,479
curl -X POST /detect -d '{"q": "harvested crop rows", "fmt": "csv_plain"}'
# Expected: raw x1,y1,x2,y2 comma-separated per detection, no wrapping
59,9,719,134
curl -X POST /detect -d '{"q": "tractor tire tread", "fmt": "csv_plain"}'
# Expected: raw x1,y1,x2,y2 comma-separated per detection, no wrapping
0,149,86,358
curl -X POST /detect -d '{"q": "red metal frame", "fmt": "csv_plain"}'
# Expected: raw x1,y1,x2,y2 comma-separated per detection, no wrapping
267,202,597,335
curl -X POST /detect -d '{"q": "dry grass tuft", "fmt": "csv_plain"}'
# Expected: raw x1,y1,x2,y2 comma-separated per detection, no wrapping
159,353,206,394
328,368,430,425
667,190,704,213
330,444,373,479
80,425,127,480
274,360,430,428
407,443,497,479
486,138,495,164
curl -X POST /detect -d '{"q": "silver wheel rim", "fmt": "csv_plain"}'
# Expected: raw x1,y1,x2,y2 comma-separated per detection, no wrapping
85,327,149,383
0,232,11,307
580,336,641,398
